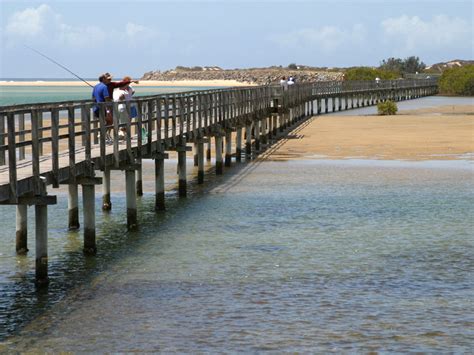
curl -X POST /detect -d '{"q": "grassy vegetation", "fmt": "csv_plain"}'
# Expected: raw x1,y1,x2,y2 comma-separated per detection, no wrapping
377,100,398,115
438,65,474,96
344,67,399,81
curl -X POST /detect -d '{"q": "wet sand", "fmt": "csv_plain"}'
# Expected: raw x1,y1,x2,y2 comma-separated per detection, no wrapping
0,80,253,87
264,105,474,161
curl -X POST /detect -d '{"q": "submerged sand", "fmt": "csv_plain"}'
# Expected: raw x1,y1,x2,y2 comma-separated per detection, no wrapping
264,105,474,161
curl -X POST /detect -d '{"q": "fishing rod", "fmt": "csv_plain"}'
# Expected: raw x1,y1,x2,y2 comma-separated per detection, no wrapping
24,45,94,88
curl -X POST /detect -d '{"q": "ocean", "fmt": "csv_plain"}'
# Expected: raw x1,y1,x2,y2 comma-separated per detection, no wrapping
0,87,472,352
0,79,223,106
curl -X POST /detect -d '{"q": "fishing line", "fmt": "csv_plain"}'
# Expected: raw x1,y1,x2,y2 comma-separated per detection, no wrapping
24,45,94,88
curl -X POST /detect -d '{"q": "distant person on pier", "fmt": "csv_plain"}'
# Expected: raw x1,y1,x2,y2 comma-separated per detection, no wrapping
287,76,295,86
280,76,288,90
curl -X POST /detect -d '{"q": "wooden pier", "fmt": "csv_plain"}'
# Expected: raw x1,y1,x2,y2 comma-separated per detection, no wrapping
0,79,438,286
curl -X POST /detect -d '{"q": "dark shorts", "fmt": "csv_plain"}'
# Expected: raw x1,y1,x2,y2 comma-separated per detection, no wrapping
94,109,113,126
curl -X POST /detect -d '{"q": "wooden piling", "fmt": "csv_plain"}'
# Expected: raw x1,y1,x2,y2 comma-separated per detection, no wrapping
193,142,199,166
125,169,138,229
254,120,261,152
215,136,223,174
206,140,212,161
178,148,187,196
245,124,252,158
225,131,232,167
102,168,112,211
155,157,166,211
68,184,80,230
35,204,49,286
136,160,143,197
197,141,204,184
82,184,97,255
16,204,28,254
236,127,242,162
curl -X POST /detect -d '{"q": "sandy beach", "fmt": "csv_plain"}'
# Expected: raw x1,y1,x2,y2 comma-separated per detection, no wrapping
0,80,253,87
264,105,474,161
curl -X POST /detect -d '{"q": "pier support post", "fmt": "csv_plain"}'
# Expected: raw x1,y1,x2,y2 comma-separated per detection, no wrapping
136,161,143,197
279,113,285,132
125,169,138,229
215,136,223,175
325,98,329,113
332,97,336,112
225,130,232,167
245,124,252,158
206,140,212,161
68,183,80,230
102,168,112,211
254,120,261,152
272,115,278,139
197,141,204,184
261,117,268,145
317,99,321,114
35,204,49,286
16,205,28,254
178,148,187,196
268,116,273,141
193,142,199,166
155,157,165,211
82,184,97,255
236,127,242,162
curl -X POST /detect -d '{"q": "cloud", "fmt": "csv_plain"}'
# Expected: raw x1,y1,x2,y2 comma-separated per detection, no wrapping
3,4,162,49
121,22,164,46
381,15,472,53
4,4,105,48
271,24,367,53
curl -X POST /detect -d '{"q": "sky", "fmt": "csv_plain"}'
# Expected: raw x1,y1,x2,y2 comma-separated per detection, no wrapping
0,0,472,78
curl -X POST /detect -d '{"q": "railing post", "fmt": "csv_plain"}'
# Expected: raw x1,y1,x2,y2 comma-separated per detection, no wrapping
0,114,5,166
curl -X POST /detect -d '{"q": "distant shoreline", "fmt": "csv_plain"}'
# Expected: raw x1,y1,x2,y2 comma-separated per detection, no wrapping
0,80,254,87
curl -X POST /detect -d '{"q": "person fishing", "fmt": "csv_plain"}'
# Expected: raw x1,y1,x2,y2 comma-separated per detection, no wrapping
92,74,113,143
92,73,139,143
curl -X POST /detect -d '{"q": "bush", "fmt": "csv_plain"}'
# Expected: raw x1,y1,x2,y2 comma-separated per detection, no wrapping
438,65,474,96
288,63,298,70
377,100,398,115
344,67,399,81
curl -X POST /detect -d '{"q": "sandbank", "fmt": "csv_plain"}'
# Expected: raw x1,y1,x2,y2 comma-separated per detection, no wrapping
264,105,474,161
0,80,253,87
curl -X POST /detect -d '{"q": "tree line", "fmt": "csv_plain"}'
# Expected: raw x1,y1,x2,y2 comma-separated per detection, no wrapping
342,56,473,96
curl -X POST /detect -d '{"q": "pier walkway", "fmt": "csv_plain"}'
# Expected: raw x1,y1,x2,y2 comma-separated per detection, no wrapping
0,79,438,285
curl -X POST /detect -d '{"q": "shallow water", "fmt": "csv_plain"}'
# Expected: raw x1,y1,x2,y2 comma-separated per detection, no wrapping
0,84,224,106
0,159,473,352
325,95,473,115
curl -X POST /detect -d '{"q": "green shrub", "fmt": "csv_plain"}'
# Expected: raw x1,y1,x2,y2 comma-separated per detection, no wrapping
344,67,399,81
377,100,398,115
438,65,474,96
